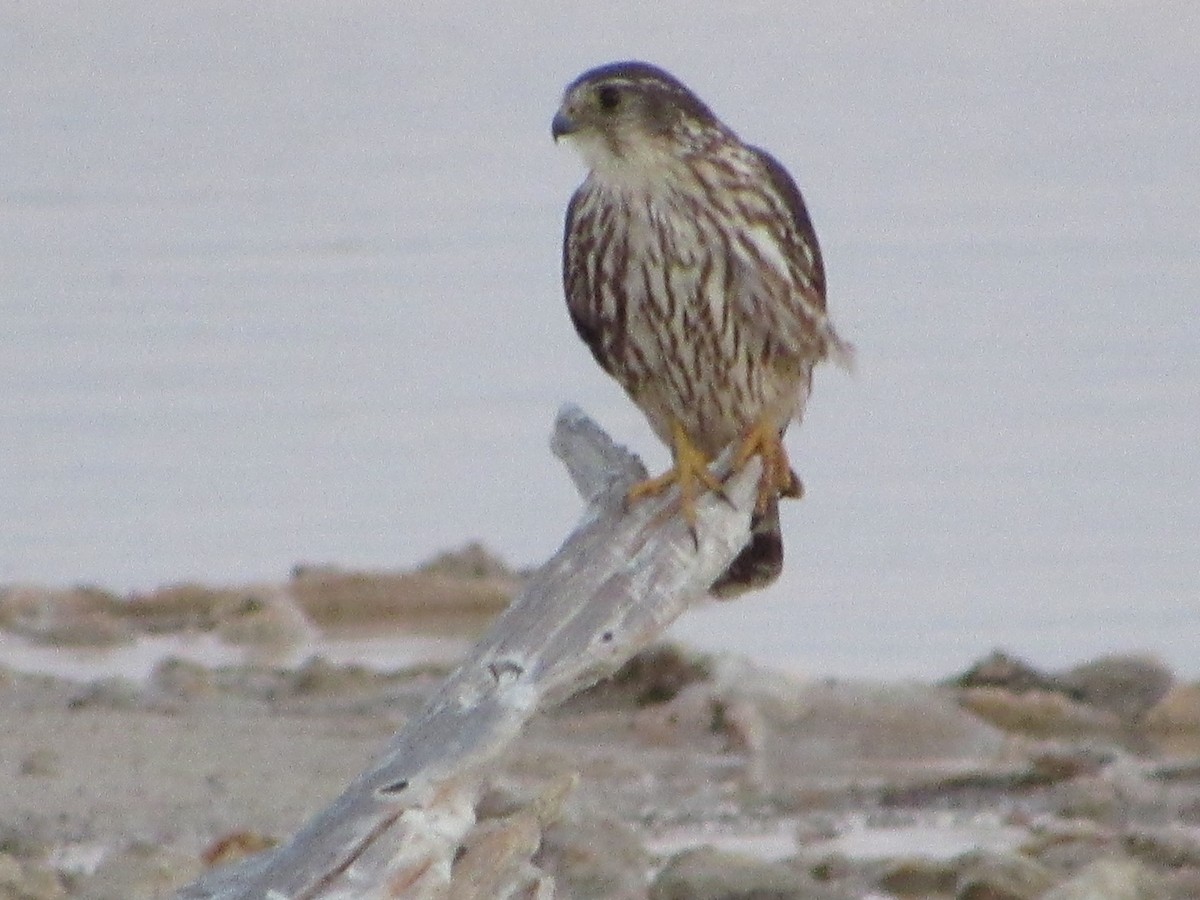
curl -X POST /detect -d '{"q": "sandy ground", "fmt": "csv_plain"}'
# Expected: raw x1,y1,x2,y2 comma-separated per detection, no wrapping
3,558,1200,898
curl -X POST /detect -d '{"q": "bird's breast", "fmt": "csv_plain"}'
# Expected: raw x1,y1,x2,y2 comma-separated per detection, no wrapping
583,186,803,453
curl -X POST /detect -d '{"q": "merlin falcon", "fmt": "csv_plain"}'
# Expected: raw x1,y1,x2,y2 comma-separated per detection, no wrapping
553,61,852,597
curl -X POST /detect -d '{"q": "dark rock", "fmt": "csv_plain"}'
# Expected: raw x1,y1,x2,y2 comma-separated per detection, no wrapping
150,657,216,700
288,656,381,696
632,683,730,749
951,651,1063,694
1176,792,1200,826
564,645,711,713
960,686,1120,738
1060,656,1174,723
0,826,53,862
1040,856,1171,900
213,588,311,649
534,816,648,899
877,856,958,895
0,586,131,647
1050,775,1124,823
651,847,850,899
290,564,513,628
119,583,229,632
954,850,1057,900
0,851,65,899
1029,744,1111,781
1023,822,1120,874
450,815,547,898
1144,683,1200,733
744,679,1008,793
415,542,514,580
67,677,145,710
1124,825,1200,869
955,653,1175,734
475,781,529,821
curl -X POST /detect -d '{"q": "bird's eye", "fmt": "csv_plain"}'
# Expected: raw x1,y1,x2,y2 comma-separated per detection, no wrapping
596,85,621,111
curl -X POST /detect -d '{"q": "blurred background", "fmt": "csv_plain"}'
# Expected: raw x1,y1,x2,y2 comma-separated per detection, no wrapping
2,1,1196,677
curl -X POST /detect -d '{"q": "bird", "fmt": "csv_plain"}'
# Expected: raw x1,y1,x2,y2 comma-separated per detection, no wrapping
553,61,852,597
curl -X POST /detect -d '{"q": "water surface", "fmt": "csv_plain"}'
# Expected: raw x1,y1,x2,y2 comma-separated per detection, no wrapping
3,2,1197,677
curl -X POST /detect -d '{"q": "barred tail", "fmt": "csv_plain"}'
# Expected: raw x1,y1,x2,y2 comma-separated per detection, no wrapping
709,496,784,599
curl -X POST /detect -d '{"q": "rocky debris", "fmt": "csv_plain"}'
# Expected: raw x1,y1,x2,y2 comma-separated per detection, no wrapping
211,587,312,651
120,583,246,633
65,677,146,711
73,844,201,900
953,850,1058,899
953,650,1067,695
0,586,130,647
200,831,277,868
1123,824,1200,870
289,563,513,629
534,815,649,899
959,685,1123,737
285,655,382,697
1040,856,1170,900
149,658,217,701
1,545,520,650
875,856,958,895
651,847,848,900
414,541,516,580
1144,683,1200,733
0,640,1199,898
739,676,1011,797
448,816,548,900
0,648,445,717
1060,656,1175,724
1049,770,1129,824
563,644,712,713
0,852,66,900
953,651,1179,739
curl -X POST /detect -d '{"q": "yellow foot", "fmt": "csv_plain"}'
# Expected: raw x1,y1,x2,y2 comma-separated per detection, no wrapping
627,419,724,538
732,419,801,513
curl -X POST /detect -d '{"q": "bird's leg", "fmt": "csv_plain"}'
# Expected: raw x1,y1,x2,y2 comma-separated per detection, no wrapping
627,419,725,543
732,419,802,514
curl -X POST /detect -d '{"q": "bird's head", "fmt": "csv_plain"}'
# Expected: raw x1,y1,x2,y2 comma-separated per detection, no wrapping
553,61,720,179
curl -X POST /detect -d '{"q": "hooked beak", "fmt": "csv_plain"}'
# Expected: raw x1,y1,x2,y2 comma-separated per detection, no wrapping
551,109,577,142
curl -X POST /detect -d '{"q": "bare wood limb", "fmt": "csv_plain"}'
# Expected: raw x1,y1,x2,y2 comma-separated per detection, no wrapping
177,405,759,900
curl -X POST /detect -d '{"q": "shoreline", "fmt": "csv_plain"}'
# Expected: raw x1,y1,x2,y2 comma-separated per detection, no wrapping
3,640,1200,898
3,549,1199,897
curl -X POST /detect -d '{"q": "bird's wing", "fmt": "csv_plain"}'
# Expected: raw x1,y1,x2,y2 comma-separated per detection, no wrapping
562,184,619,377
731,146,854,370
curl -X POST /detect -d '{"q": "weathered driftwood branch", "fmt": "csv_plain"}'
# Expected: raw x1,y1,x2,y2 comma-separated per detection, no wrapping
177,405,759,900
